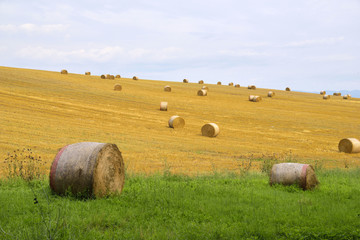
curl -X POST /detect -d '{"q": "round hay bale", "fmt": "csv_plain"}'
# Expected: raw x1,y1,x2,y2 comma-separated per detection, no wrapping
164,85,171,92
270,163,319,190
228,82,234,86
201,86,209,91
217,81,221,85
343,95,348,99
248,85,256,90
198,80,204,84
114,84,122,91
201,123,219,137
286,87,291,91
253,96,262,102
115,75,121,78
268,91,275,97
101,75,106,79
183,79,189,83
168,115,185,128
61,69,68,74
320,90,326,95
106,74,111,79
49,142,125,198
160,102,168,111
85,72,91,75
133,76,138,80
323,95,330,100
235,84,240,88
109,75,115,79
197,89,207,96
333,92,341,96
338,138,360,153
249,95,255,101
347,94,352,99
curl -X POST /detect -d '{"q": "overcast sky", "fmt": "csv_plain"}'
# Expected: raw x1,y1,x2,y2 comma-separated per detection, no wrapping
0,0,359,91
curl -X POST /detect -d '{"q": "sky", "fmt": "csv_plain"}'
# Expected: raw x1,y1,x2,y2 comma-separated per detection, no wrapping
0,0,359,92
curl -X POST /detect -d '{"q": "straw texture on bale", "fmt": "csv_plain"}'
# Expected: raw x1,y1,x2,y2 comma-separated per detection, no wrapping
133,76,138,80
160,102,168,111
49,142,125,198
268,91,275,97
228,82,234,86
249,95,261,102
164,85,171,92
106,74,111,79
338,138,360,153
201,86,209,91
320,90,326,95
197,89,207,96
198,80,204,84
109,75,115,79
168,116,185,128
217,81,221,85
61,69,68,74
323,95,330,100
85,72,91,75
235,84,240,88
113,84,122,91
270,163,319,190
201,123,220,137
101,75,106,79
333,92,341,96
286,87,291,91
115,75,121,78
183,79,189,83
248,85,256,90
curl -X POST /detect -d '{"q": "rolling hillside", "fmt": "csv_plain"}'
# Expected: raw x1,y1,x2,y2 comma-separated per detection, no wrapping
0,66,359,176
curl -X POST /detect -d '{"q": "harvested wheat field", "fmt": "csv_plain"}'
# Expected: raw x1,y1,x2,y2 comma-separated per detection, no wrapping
0,66,360,177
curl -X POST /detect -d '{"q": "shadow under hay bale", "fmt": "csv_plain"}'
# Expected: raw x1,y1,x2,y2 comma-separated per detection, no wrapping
235,84,240,88
168,116,185,128
133,76,139,80
49,142,125,198
183,79,188,83
114,84,122,91
201,123,219,137
61,69,68,74
323,95,330,100
268,91,275,97
286,87,291,91
197,89,207,96
160,102,168,111
338,138,360,153
320,90,326,95
85,72,91,75
270,163,319,190
228,82,234,86
248,85,256,90
101,75,106,79
115,75,121,78
217,81,221,85
164,85,171,92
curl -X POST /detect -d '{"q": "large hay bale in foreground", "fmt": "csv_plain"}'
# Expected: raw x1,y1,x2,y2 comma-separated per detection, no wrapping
235,84,240,88
164,85,171,92
285,87,291,91
198,80,204,84
248,85,256,90
49,142,125,198
133,76,139,80
85,72,91,75
338,138,360,153
270,163,319,190
201,123,219,137
323,95,330,100
160,102,168,111
114,84,122,91
228,82,234,86
268,91,275,97
320,90,326,95
217,81,221,85
61,69,68,74
101,75,106,79
249,95,261,102
168,116,185,128
115,75,121,78
183,79,188,83
197,89,207,96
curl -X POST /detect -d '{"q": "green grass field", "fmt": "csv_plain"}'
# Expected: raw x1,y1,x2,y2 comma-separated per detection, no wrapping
1,169,360,240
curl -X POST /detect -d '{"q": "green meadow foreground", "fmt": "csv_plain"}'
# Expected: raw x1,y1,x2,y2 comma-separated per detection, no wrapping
1,170,360,240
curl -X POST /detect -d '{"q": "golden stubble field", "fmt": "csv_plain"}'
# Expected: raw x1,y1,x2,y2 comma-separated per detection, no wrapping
0,66,359,176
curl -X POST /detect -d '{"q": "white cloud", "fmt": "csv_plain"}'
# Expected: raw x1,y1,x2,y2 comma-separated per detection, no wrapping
308,54,355,62
285,37,345,47
0,23,67,33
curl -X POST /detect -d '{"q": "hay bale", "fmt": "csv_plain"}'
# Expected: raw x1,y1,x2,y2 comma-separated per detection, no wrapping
61,69,68,74
115,75,121,78
343,94,351,99
133,76,138,80
347,94,352,99
235,84,240,88
85,72,91,75
109,75,115,79
249,95,261,102
201,123,219,137
168,116,185,128
249,95,255,101
164,85,171,92
160,102,168,111
270,163,319,190
217,81,221,85
114,84,122,91
101,75,106,79
323,95,330,100
268,91,275,97
333,92,341,96
228,82,234,86
338,138,360,153
106,74,111,79
320,90,326,95
49,142,125,198
198,80,204,84
197,89,207,96
286,87,291,91
201,86,209,91
248,85,256,90
183,79,189,83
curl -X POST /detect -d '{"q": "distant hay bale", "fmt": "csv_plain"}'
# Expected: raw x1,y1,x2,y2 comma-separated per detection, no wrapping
285,87,291,91
115,75,121,78
201,86,209,91
268,91,275,97
164,85,171,92
106,74,111,79
217,81,221,85
61,69,68,74
347,94,352,99
249,95,261,102
133,76,139,80
228,82,234,86
168,115,185,128
235,84,240,88
320,90,326,95
323,95,330,100
198,80,204,84
197,89,207,96
101,75,106,79
113,84,122,91
160,102,168,111
270,163,319,190
343,94,351,99
85,72,91,75
109,75,115,79
338,138,360,153
183,79,189,83
201,123,219,137
248,85,256,90
333,92,341,96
